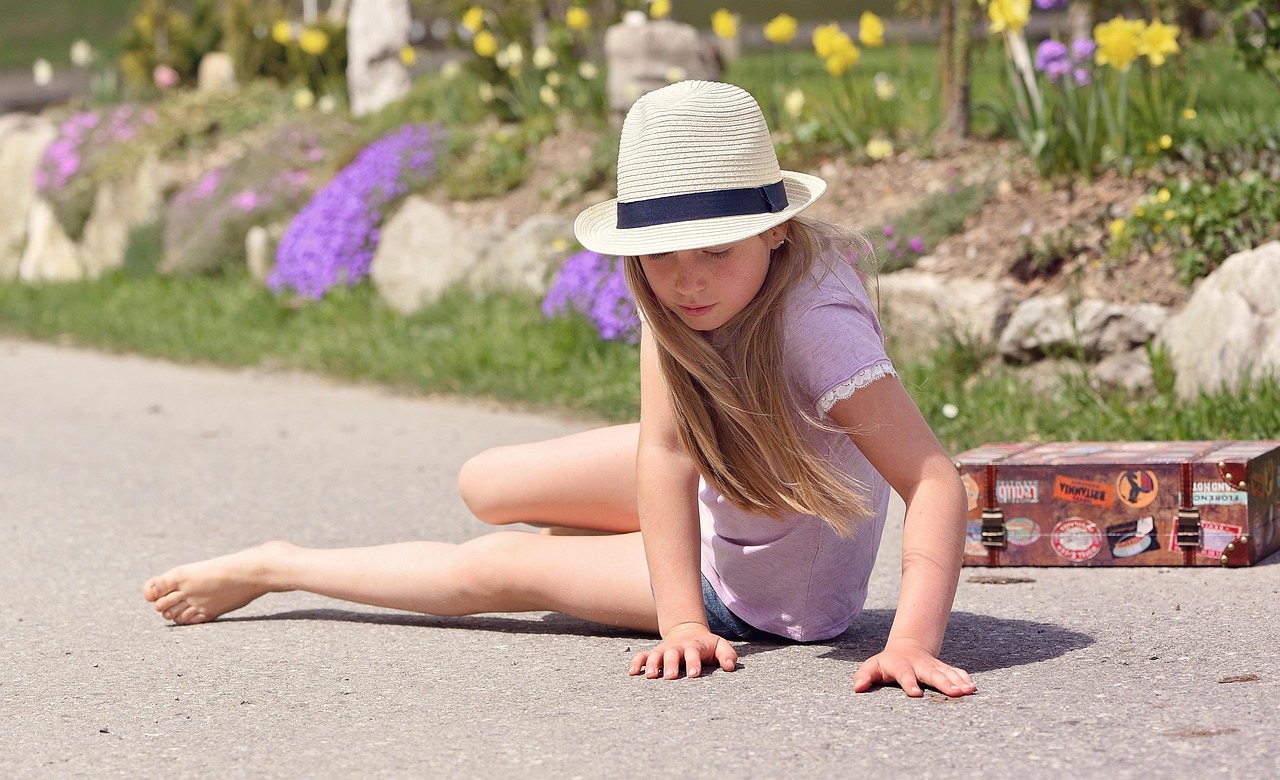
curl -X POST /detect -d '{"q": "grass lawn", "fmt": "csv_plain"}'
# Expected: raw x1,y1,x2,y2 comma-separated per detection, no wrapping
0,0,137,70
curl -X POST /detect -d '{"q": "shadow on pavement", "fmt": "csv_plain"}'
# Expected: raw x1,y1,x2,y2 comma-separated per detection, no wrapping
731,609,1094,675
208,607,653,639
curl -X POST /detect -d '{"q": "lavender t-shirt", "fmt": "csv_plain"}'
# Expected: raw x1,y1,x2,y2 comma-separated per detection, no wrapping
699,256,895,641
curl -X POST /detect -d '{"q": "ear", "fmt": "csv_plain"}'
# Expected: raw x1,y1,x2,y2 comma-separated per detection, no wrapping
765,221,790,246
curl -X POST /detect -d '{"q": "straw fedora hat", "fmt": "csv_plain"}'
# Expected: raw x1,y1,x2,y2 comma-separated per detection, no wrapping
574,80,827,256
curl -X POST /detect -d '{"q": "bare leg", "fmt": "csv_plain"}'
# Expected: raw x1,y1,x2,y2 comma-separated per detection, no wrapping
458,424,640,533
144,531,657,631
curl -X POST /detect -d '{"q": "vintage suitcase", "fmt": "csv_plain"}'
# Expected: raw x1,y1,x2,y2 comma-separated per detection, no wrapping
954,441,1280,567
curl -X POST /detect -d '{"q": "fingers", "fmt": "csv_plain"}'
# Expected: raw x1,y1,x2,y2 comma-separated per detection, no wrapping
626,636,737,680
853,656,978,698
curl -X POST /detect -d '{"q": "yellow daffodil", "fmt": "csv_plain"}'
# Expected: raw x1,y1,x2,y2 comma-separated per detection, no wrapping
533,46,556,70
298,28,330,56
1157,188,1171,203
764,13,797,45
441,60,462,80
712,9,737,40
505,42,524,66
873,72,896,100
578,62,599,80
1134,205,1145,218
1094,16,1143,72
69,40,94,67
859,11,885,48
784,88,805,118
986,0,1029,35
293,87,315,110
1158,134,1173,149
1162,209,1175,221
866,138,894,161
1109,219,1126,237
400,46,417,67
812,23,842,59
650,0,671,19
473,29,498,57
1152,224,1163,234
539,84,559,107
1138,18,1180,67
824,36,861,76
546,71,562,87
478,82,495,103
1183,107,1197,120
271,20,294,45
566,7,590,31
462,6,485,34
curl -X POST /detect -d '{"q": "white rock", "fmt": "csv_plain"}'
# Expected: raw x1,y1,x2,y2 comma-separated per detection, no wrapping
19,198,84,282
370,197,482,314
0,114,57,279
1159,241,1280,398
197,52,237,93
346,0,412,118
467,214,575,295
876,269,1016,364
604,19,720,115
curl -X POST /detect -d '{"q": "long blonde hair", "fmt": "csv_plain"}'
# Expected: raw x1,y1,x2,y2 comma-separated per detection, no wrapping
624,218,875,537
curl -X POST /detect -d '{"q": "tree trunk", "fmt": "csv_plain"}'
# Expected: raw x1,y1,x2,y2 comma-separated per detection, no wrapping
1067,0,1096,42
945,0,974,141
940,0,954,129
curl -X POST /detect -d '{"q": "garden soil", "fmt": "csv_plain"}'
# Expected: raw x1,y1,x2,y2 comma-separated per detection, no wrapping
4,337,1278,779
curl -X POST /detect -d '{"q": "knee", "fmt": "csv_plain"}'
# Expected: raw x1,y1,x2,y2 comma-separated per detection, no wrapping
457,447,507,524
451,532,525,599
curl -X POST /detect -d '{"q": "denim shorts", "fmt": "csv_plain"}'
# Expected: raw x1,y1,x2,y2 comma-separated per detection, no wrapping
701,575,787,642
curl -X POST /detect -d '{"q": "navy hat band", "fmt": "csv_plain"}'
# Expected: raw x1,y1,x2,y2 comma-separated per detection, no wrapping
616,180,789,230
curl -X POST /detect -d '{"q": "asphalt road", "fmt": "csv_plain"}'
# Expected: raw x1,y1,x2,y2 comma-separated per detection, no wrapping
3,337,1277,779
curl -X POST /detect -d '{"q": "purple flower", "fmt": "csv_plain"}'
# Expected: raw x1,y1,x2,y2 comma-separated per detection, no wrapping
883,225,895,238
1072,67,1090,87
1035,39,1072,83
909,235,924,253
1070,38,1096,62
542,250,639,343
268,123,439,299
1034,0,1068,10
232,190,261,211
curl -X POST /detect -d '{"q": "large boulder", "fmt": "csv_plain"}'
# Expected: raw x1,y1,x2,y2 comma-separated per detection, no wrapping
465,214,576,295
998,294,1168,363
1159,241,1280,398
19,199,83,283
79,155,167,278
876,269,1016,364
369,197,489,314
604,14,721,115
346,0,412,118
0,114,57,279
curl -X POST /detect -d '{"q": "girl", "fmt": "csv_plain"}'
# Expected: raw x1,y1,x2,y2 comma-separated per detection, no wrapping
144,81,976,699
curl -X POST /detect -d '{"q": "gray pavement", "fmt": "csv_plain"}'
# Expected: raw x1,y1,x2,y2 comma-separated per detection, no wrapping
2,337,1278,779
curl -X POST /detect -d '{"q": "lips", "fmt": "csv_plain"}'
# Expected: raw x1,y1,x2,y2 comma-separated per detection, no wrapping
679,304,715,317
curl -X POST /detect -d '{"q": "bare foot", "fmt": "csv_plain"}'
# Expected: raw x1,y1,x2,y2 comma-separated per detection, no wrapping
143,541,293,624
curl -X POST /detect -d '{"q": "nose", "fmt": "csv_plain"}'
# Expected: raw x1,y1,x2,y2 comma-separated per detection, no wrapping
673,255,703,295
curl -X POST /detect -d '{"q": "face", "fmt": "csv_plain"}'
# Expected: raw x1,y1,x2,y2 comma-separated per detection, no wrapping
638,225,788,331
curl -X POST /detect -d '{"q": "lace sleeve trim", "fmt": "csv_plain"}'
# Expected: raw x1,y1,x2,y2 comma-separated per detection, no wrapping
816,360,898,417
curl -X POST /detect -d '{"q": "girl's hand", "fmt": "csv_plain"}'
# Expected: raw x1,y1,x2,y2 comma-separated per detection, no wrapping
628,623,738,680
852,638,977,698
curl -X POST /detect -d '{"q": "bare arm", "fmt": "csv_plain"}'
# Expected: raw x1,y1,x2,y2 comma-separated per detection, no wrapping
828,374,977,698
628,324,737,679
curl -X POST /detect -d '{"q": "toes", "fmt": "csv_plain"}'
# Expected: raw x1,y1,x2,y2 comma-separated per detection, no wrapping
152,590,186,614
173,605,206,625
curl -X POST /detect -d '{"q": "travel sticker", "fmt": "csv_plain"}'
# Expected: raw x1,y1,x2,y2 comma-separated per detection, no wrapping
1115,469,1158,509
961,472,980,512
1168,520,1244,559
997,480,1040,504
1193,480,1247,506
964,519,986,557
1053,475,1116,507
1108,516,1158,558
1051,517,1102,561
1004,517,1041,547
